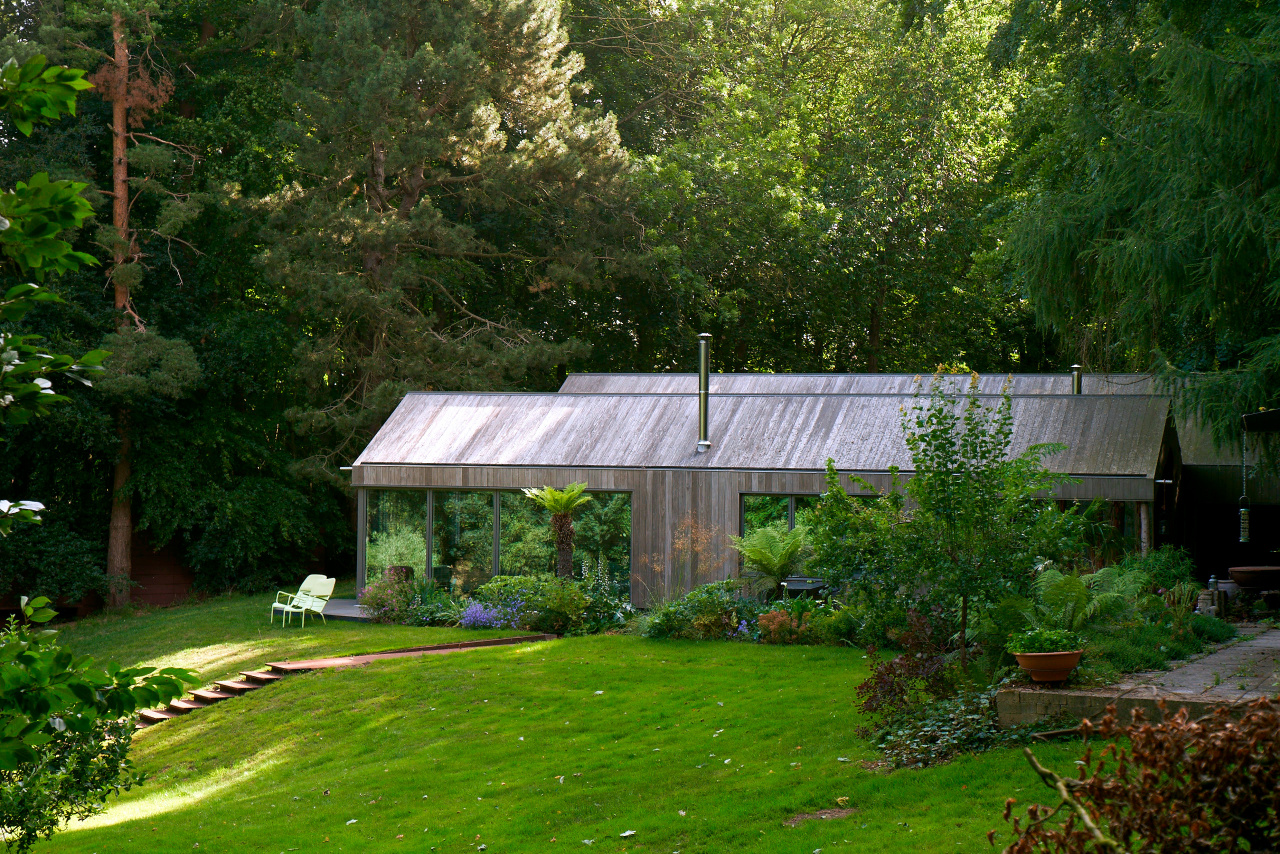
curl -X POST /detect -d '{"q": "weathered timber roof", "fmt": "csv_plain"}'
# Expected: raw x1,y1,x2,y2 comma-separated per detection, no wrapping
558,372,1158,396
354,391,1171,478
558,372,1242,466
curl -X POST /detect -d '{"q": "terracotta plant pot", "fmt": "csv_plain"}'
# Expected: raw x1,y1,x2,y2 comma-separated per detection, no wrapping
1014,650,1083,683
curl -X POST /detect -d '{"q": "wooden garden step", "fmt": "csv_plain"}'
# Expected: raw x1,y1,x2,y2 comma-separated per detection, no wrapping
264,634,555,673
138,708,177,724
190,689,237,703
168,698,206,713
214,679,260,695
239,670,283,685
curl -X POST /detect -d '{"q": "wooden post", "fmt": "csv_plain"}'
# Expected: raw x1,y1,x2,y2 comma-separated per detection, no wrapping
492,491,501,578
1138,502,1152,554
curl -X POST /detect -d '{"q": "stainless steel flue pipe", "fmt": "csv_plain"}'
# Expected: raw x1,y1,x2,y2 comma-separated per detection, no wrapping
697,333,711,453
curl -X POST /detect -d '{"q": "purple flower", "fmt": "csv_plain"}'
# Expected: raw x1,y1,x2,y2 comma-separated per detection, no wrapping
459,601,522,629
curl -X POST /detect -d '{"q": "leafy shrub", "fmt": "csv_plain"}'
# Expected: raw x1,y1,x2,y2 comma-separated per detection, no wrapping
641,581,760,641
807,460,906,591
757,610,808,644
1189,613,1235,643
1116,544,1197,593
471,571,630,635
1082,620,1202,674
406,584,463,627
0,518,106,605
1023,565,1153,632
578,558,634,632
357,571,415,624
998,698,1280,853
809,605,859,645
854,608,953,724
1007,628,1082,654
873,689,1006,769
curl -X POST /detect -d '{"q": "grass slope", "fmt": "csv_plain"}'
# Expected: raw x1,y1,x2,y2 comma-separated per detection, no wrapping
53,588,521,685
45,632,1077,853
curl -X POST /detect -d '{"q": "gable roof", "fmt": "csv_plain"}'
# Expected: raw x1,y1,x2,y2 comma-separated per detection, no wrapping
558,372,1156,396
354,391,1171,478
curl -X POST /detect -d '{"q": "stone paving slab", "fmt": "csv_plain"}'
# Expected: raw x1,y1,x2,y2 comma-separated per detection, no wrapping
998,626,1280,726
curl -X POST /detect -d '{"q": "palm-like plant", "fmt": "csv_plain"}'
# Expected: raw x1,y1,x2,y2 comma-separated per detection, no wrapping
522,483,594,578
730,522,811,598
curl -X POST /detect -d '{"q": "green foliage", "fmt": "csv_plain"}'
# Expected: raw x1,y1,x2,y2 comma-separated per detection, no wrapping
473,572,631,635
730,521,810,598
0,173,96,279
0,284,108,429
807,460,906,592
406,583,465,628
1190,614,1236,644
641,581,760,641
522,484,594,517
0,55,92,137
1116,545,1198,593
0,597,196,850
871,689,1008,770
357,572,417,625
756,598,833,645
95,329,201,403
980,0,1280,450
365,526,427,581
901,375,1073,612
0,716,137,854
1006,628,1082,655
0,515,105,600
1023,565,1155,633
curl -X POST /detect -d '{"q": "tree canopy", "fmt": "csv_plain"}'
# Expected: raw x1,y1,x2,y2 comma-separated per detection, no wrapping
1,0,1275,601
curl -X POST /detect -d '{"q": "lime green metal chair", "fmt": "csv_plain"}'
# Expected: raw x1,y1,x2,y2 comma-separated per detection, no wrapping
271,575,335,627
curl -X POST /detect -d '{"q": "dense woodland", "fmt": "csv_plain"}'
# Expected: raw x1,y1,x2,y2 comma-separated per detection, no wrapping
2,0,1278,602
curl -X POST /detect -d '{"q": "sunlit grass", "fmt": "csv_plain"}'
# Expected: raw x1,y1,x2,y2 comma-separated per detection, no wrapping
55,589,522,685
41,635,1079,853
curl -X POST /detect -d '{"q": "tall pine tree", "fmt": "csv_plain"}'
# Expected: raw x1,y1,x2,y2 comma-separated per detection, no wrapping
263,0,631,469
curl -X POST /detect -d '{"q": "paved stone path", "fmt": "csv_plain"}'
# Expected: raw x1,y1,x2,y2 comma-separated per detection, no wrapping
998,626,1280,725
1110,626,1280,704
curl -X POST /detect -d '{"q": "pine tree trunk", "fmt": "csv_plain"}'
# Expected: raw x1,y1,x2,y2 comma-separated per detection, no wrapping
553,513,575,578
107,415,132,607
105,12,133,606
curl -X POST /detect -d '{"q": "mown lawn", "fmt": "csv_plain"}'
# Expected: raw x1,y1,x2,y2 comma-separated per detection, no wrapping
53,587,522,685
44,627,1079,854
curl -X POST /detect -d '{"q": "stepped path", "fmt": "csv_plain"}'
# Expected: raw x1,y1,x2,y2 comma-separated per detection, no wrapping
136,634,556,727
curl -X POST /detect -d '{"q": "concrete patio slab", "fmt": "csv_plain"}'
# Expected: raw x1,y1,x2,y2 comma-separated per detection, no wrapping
323,598,366,621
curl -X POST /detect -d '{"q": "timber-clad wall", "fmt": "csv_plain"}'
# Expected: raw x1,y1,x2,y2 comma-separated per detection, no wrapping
353,464,1156,607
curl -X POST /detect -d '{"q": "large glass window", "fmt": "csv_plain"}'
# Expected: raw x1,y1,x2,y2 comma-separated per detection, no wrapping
741,494,821,535
365,490,430,584
498,492,555,576
572,492,632,598
364,488,632,598
432,491,496,593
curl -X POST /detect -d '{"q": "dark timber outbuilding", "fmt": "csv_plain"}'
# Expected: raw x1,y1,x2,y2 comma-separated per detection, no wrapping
352,372,1190,606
